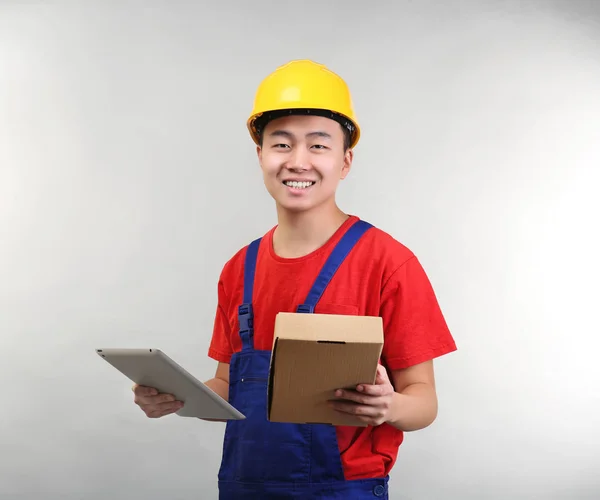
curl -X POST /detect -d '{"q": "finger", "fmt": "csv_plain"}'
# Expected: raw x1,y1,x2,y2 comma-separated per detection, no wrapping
144,401,184,418
135,392,177,407
146,407,179,418
354,365,391,395
354,384,385,397
329,400,384,420
335,389,381,405
375,364,389,384
133,385,158,397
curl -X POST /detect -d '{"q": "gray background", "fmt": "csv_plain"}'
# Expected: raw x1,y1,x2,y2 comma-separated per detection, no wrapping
1,1,599,499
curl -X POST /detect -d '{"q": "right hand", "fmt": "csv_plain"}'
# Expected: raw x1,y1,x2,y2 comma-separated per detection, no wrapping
132,384,184,418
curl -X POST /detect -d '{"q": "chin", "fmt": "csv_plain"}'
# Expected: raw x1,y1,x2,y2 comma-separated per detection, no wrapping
276,199,318,214
279,203,314,213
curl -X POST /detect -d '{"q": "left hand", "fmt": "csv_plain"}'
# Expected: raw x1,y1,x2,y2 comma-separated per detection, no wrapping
329,364,395,426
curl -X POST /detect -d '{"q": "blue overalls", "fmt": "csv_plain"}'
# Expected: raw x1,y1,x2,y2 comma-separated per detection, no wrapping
217,220,390,499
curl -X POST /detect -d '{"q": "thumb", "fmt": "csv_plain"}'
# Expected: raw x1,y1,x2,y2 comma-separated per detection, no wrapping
375,364,389,384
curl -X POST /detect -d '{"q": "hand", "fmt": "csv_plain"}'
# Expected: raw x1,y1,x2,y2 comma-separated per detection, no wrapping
132,384,184,418
329,364,395,426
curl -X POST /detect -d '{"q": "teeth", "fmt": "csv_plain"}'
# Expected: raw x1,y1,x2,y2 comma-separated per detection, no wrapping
284,181,313,189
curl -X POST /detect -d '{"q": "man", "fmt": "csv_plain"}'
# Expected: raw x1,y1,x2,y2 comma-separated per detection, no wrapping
133,59,457,499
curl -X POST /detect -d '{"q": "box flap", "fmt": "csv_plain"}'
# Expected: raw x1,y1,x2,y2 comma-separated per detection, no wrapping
272,312,383,343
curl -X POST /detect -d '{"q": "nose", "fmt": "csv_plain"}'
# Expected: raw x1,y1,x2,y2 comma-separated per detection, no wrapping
287,147,309,171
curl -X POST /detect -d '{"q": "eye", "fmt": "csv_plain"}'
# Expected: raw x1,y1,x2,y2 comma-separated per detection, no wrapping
311,144,328,150
273,143,290,149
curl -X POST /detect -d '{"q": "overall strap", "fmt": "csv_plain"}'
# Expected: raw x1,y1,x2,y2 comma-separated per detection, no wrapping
238,237,261,350
297,220,373,313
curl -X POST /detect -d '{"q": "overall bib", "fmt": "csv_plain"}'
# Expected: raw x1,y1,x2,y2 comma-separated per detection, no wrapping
217,220,390,499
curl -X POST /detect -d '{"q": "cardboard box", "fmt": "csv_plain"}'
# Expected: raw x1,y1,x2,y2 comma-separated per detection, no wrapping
267,312,384,427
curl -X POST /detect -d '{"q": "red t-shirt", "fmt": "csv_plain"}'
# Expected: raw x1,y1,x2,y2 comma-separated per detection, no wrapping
208,215,456,480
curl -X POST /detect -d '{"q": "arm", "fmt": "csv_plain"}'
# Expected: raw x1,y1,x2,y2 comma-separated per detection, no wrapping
331,255,455,429
200,362,231,422
387,360,438,431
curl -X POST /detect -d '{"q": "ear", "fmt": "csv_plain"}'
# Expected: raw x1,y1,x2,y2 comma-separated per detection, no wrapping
340,148,353,180
256,145,263,165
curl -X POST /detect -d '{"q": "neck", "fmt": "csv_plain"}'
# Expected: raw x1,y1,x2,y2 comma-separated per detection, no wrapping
273,203,349,259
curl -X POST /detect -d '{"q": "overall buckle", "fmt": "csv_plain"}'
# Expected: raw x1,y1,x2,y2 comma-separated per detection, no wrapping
238,303,254,340
296,304,314,314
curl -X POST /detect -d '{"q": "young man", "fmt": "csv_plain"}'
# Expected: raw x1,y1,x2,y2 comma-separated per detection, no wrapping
133,60,457,499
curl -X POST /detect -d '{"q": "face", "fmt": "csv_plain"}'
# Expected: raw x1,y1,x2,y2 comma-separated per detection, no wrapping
257,114,353,214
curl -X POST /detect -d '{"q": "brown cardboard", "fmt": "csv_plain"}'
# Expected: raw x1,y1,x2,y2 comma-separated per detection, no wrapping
267,312,384,427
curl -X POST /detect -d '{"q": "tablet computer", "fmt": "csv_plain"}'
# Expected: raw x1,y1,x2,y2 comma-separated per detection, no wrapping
96,348,245,421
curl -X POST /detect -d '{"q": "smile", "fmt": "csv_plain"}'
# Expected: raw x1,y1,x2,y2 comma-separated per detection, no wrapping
283,181,315,189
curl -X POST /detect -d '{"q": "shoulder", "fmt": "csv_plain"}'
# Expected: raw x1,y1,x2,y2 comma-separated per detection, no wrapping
358,222,444,308
357,220,417,279
362,223,415,260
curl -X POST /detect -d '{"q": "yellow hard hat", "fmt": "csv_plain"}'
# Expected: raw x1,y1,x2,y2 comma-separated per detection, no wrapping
247,59,360,148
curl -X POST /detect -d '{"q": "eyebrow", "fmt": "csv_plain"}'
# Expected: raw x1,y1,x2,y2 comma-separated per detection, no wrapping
268,130,332,140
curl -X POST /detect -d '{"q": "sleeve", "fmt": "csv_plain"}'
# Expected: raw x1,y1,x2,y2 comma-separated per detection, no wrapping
207,277,234,364
380,256,457,371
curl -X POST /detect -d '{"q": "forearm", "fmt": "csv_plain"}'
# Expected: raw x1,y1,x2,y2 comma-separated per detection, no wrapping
386,382,438,432
199,377,230,422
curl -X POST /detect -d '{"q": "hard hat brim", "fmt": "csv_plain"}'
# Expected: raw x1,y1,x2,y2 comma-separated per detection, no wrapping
247,107,360,148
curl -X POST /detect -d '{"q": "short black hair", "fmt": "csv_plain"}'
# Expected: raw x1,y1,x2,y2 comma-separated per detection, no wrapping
254,108,354,150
